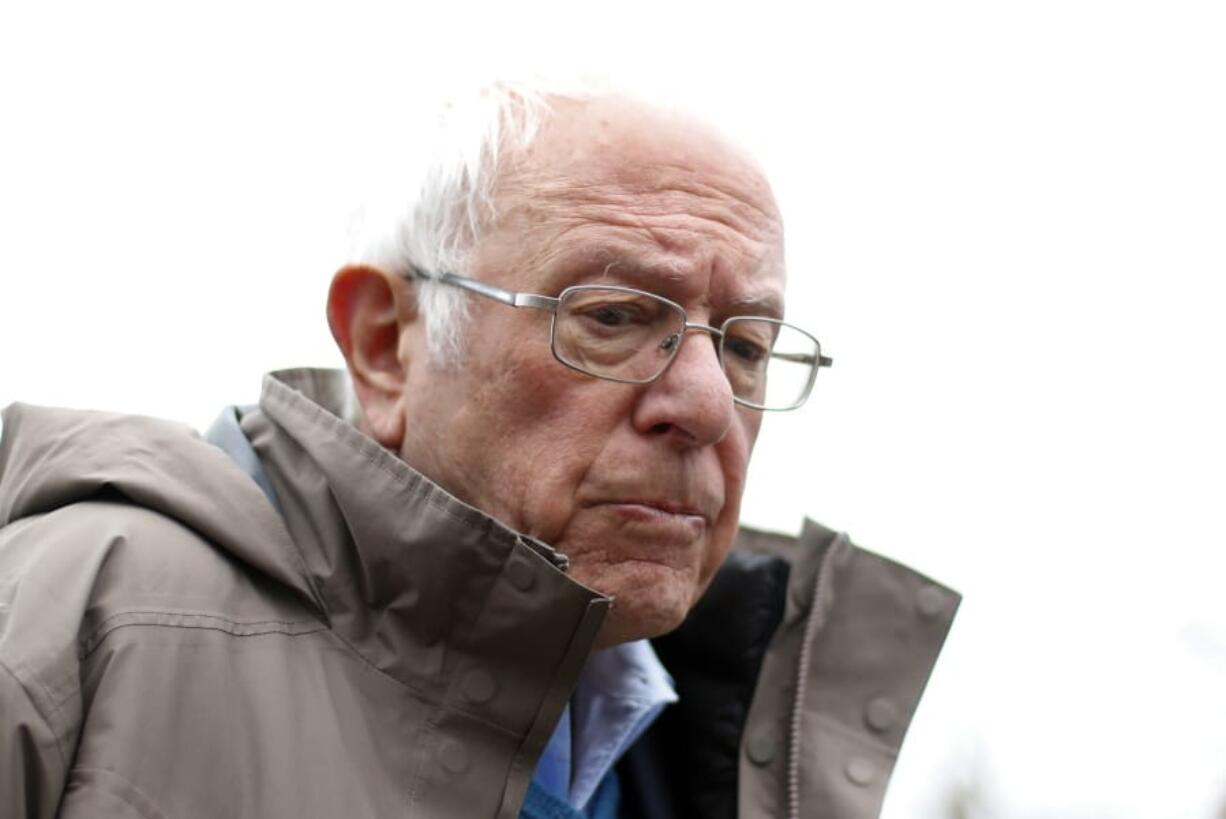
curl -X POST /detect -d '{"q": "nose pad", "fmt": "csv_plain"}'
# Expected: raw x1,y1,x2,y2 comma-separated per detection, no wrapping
658,333,681,353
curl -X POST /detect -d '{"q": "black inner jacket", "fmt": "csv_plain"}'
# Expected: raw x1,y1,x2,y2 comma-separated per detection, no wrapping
618,551,791,819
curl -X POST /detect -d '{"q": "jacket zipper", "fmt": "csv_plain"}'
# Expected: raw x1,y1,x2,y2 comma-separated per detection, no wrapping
786,532,850,819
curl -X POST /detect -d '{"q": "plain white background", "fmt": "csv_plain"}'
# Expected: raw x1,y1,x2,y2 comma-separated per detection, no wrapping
2,2,1224,816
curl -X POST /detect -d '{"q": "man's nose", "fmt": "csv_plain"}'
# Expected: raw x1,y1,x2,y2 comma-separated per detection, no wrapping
631,326,736,446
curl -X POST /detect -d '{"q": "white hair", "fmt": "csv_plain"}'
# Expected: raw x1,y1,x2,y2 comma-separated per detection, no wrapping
349,76,608,368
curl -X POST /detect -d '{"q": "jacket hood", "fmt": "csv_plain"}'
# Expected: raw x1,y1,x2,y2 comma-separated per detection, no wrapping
0,401,321,609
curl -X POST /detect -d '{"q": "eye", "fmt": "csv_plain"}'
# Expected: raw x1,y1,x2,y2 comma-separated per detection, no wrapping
558,288,678,343
724,334,768,364
586,304,641,327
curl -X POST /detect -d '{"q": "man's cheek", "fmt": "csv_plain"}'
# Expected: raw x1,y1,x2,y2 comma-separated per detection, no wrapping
518,450,592,544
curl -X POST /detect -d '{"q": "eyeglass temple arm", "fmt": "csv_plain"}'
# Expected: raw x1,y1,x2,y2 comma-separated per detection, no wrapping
408,269,559,312
770,350,835,368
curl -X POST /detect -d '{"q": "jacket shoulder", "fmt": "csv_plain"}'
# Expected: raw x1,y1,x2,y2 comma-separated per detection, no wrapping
0,499,320,707
1,498,332,819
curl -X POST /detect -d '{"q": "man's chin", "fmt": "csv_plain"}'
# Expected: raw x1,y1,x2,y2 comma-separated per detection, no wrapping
577,562,698,649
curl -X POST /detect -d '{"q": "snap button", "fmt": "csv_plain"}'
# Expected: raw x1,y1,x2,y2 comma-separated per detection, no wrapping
845,756,876,787
745,731,777,766
439,740,470,774
461,669,496,704
506,558,536,592
865,697,899,733
915,585,946,618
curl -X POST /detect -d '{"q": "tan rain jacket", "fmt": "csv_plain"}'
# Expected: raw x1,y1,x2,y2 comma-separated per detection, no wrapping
0,369,958,818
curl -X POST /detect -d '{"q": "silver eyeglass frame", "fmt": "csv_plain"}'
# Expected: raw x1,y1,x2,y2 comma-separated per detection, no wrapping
404,268,833,411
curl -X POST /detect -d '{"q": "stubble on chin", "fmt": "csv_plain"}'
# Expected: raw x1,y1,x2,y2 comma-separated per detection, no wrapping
566,544,706,647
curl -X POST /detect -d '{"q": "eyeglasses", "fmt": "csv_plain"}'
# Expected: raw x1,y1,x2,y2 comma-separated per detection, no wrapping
405,269,832,411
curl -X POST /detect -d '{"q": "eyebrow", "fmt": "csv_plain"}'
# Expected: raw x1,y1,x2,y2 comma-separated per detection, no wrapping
584,258,786,318
725,289,785,318
588,259,687,287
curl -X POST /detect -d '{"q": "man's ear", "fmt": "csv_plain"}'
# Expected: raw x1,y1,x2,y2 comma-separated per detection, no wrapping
327,265,418,448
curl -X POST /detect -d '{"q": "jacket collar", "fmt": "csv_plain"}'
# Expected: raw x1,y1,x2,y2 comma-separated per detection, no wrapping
239,368,611,699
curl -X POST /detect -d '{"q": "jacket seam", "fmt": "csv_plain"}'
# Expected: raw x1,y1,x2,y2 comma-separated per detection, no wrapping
403,714,437,816
69,767,169,819
314,627,524,742
79,610,328,659
0,657,71,782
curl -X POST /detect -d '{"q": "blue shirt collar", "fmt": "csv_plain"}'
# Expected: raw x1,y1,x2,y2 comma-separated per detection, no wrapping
535,639,678,810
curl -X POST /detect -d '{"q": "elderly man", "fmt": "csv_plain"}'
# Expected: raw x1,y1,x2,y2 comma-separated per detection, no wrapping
0,81,957,819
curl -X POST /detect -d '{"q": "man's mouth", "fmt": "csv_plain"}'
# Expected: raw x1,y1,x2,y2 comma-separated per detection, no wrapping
601,501,709,533
612,499,706,518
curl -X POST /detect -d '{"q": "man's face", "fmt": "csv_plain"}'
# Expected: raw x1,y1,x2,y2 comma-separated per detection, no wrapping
398,96,786,647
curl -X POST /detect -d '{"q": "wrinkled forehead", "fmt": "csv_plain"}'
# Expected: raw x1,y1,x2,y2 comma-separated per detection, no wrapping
488,95,786,304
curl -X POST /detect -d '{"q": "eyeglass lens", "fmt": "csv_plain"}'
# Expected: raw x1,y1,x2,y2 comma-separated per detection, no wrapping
554,288,682,382
553,287,818,410
722,318,818,410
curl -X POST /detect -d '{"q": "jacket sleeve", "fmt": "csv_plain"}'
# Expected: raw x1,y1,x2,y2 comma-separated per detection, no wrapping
0,661,69,819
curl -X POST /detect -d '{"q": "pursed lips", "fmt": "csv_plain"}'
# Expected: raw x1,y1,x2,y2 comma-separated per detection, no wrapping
575,476,722,532
590,498,714,530
612,499,706,518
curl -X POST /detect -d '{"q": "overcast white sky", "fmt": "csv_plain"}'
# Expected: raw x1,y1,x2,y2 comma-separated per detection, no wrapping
2,1,1225,816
